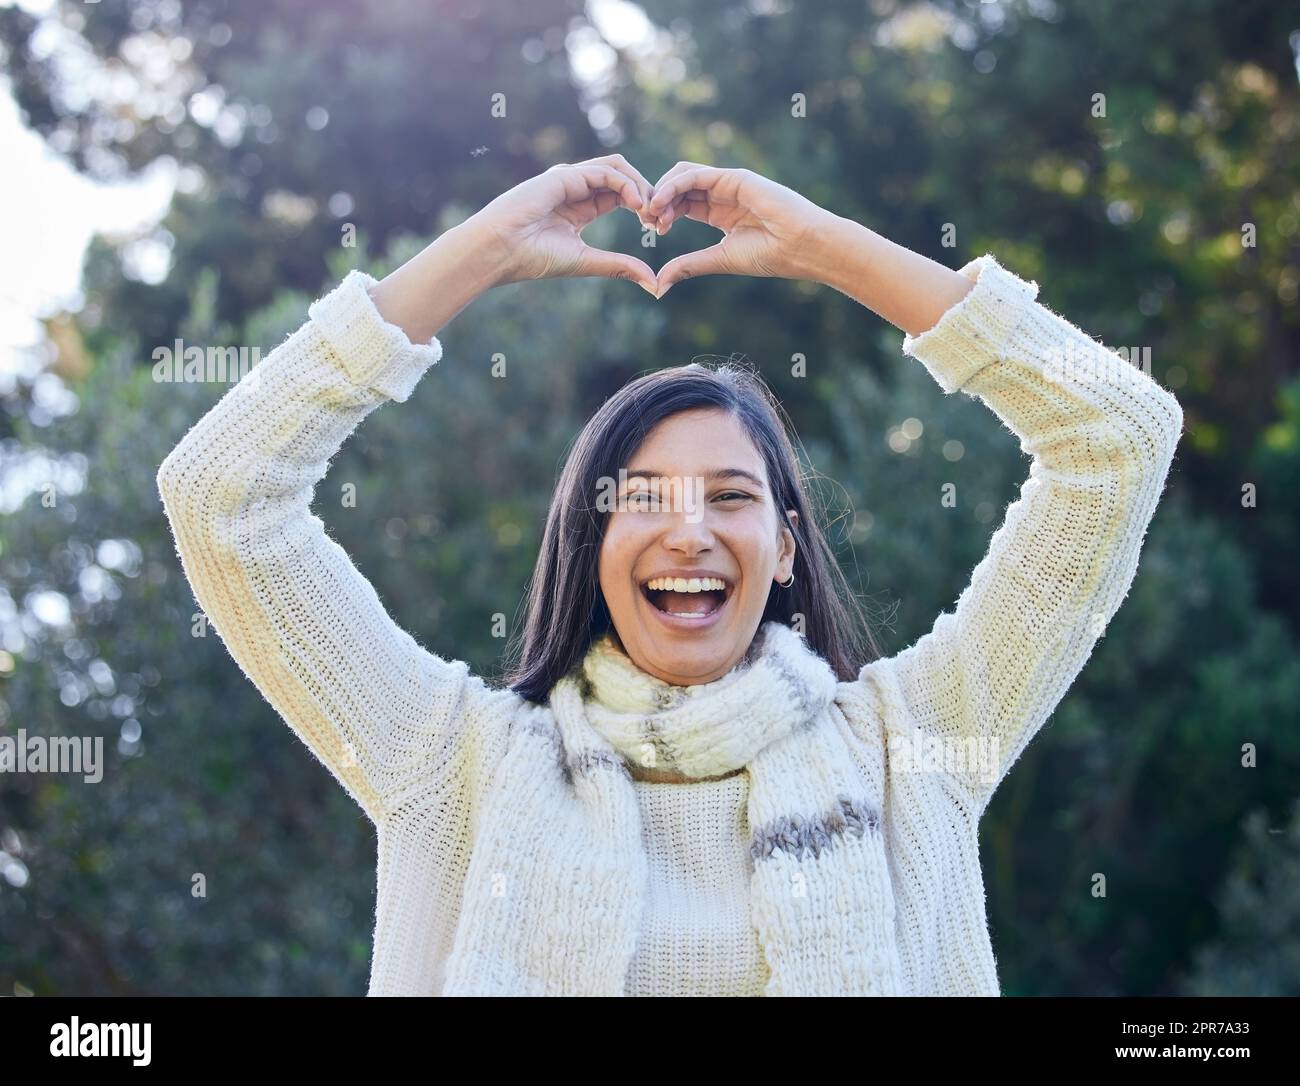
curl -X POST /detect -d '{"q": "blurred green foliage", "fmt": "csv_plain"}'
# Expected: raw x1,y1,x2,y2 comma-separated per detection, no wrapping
0,0,1297,995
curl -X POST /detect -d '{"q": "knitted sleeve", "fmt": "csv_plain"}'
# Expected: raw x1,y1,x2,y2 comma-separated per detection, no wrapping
860,253,1183,816
156,269,506,825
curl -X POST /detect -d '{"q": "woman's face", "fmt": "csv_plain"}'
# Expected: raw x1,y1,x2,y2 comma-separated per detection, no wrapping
597,407,798,686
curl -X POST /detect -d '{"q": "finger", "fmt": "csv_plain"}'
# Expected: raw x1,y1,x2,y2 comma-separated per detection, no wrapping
655,244,730,297
582,185,649,236
647,165,733,210
602,154,657,219
565,164,644,214
654,193,687,232
575,153,655,214
590,187,623,220
656,193,708,233
647,166,734,218
574,246,658,295
645,162,710,230
650,160,707,192
648,161,706,222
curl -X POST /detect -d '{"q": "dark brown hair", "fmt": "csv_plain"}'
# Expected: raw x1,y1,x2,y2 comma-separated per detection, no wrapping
501,359,883,703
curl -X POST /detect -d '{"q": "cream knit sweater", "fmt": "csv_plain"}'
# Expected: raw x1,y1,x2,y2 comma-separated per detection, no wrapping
156,253,1183,996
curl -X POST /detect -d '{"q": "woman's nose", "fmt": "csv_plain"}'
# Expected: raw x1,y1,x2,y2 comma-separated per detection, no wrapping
659,506,716,551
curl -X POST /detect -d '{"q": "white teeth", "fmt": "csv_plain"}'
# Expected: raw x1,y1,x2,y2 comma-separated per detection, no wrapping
642,576,728,593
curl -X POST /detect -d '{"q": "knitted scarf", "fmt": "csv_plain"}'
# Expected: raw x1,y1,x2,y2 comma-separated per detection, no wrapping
441,620,902,996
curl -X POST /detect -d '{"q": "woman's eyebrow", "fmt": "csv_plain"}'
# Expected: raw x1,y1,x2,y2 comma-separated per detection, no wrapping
624,468,766,489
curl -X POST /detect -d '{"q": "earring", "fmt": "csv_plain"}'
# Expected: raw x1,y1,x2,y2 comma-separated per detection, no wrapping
779,573,794,589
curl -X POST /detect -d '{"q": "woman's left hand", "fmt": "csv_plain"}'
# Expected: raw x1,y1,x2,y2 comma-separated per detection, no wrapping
645,162,836,296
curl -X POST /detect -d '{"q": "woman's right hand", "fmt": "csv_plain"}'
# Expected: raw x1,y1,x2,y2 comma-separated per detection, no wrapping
468,155,659,295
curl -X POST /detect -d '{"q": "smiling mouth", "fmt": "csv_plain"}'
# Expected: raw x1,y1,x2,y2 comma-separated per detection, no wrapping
640,577,732,618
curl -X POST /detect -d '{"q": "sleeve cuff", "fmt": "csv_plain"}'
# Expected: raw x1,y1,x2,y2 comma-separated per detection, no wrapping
901,253,1040,394
307,269,443,402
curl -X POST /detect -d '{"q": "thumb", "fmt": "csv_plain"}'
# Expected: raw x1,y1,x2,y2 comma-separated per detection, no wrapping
655,245,728,297
575,246,658,296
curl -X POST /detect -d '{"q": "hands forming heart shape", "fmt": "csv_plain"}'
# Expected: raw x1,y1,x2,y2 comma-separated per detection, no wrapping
472,154,837,298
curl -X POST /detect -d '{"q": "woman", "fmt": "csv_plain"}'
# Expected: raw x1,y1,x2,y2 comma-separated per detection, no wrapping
157,155,1183,996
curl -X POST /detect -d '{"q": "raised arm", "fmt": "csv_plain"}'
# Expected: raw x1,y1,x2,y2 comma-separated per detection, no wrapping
156,156,661,824
819,227,1184,816
156,233,503,825
638,166,1181,815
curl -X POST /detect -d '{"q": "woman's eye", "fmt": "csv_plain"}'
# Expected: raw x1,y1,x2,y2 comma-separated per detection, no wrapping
621,490,748,509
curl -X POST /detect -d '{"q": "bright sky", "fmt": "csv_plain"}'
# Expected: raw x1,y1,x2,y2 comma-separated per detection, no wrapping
0,80,173,376
0,0,174,376
0,0,661,379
